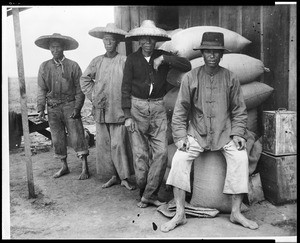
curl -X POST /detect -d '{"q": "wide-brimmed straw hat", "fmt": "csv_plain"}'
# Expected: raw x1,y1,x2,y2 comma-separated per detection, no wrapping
34,33,79,50
126,20,171,42
193,32,229,51
88,23,128,41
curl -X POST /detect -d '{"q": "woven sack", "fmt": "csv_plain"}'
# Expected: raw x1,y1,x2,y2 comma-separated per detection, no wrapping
159,26,251,60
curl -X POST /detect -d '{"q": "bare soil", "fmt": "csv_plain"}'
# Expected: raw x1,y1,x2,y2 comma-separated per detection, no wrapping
6,77,297,240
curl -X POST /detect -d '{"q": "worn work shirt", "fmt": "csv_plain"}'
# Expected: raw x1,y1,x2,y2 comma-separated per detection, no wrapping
80,53,126,124
37,57,84,112
121,47,191,118
172,65,248,151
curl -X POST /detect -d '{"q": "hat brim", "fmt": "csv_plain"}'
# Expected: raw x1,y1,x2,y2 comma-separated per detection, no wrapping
88,27,127,41
126,34,171,42
35,35,78,50
193,46,230,52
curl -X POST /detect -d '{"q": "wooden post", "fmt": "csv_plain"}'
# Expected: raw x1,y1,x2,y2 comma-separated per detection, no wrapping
12,8,35,198
288,4,296,111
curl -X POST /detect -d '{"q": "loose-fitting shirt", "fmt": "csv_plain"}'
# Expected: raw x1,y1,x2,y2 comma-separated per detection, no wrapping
121,47,191,118
172,65,247,151
37,57,84,112
80,53,126,124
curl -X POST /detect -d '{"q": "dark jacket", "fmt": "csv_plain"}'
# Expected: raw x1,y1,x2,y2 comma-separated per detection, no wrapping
121,47,191,118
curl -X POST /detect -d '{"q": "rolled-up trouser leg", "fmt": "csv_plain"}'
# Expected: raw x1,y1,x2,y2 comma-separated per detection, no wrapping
47,105,68,159
221,140,249,194
166,136,203,193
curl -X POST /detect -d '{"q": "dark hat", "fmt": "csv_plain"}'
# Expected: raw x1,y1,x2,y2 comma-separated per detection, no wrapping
193,32,229,51
88,23,128,42
125,20,171,42
35,33,79,51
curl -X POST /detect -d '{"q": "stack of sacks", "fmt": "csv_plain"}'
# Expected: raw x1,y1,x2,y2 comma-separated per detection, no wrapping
155,28,183,49
162,25,273,213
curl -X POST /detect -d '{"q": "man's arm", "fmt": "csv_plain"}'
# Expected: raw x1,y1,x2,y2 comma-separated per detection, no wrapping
121,57,133,119
229,75,248,142
171,73,192,146
80,57,100,102
37,64,47,119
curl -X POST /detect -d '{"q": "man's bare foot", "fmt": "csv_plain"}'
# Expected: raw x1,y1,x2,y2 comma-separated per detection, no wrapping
137,196,166,208
230,212,259,230
160,213,187,232
78,170,89,180
121,179,136,190
53,167,70,178
102,176,119,188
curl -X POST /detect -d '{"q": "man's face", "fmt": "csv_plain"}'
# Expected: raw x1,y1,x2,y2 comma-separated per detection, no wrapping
139,36,157,54
49,41,64,60
202,49,223,68
103,33,118,53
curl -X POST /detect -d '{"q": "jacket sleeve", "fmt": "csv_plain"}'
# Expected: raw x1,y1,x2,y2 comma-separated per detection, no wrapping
162,53,191,72
80,57,98,102
121,56,133,119
73,63,85,112
37,63,47,113
171,73,192,143
229,75,248,140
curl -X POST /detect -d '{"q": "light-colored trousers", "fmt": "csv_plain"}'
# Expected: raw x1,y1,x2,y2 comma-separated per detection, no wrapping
166,135,249,194
96,123,132,180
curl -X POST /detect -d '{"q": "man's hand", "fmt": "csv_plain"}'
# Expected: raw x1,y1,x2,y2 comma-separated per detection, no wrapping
232,135,246,150
125,118,136,133
153,55,164,71
70,109,81,119
38,110,46,122
175,138,190,152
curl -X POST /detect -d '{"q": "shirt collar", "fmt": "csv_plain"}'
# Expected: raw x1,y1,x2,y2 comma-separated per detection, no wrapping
53,56,65,66
203,65,221,76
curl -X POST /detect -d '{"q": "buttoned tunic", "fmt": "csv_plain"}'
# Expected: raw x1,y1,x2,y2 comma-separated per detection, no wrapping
172,65,247,151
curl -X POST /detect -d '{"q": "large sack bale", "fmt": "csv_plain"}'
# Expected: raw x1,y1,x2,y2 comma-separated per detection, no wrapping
241,81,274,110
247,108,258,134
164,87,179,145
190,151,248,213
167,54,270,87
156,28,183,49
159,26,251,60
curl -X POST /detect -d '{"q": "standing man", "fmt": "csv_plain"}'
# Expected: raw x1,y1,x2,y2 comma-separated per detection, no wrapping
160,32,259,232
80,23,135,190
35,33,89,180
122,20,191,208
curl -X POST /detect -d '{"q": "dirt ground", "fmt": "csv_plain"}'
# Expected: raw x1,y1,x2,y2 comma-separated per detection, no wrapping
6,117,297,240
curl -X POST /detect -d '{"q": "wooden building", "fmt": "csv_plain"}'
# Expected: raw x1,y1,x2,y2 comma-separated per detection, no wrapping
114,5,297,115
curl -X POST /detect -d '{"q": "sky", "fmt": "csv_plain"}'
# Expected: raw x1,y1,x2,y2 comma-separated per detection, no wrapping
3,5,115,77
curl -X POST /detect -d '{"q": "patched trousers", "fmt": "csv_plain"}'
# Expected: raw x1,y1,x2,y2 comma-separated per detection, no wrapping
129,96,168,201
47,100,89,159
166,135,249,194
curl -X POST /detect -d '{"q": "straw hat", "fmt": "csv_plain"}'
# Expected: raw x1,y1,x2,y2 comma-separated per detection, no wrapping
126,20,171,42
193,32,229,51
34,33,79,51
88,23,128,41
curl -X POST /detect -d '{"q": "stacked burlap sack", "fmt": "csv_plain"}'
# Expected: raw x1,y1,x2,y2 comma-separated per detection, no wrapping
161,26,273,214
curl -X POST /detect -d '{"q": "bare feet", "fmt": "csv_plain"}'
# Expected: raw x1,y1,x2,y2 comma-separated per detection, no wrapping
137,196,166,208
121,179,136,190
160,213,187,232
78,170,89,180
102,176,119,188
53,167,70,178
230,212,259,230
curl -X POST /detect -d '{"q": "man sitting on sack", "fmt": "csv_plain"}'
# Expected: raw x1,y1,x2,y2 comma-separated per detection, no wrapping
160,32,259,232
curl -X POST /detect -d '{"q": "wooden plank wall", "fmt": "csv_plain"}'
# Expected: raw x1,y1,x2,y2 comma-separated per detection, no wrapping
178,5,293,112
114,5,296,113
